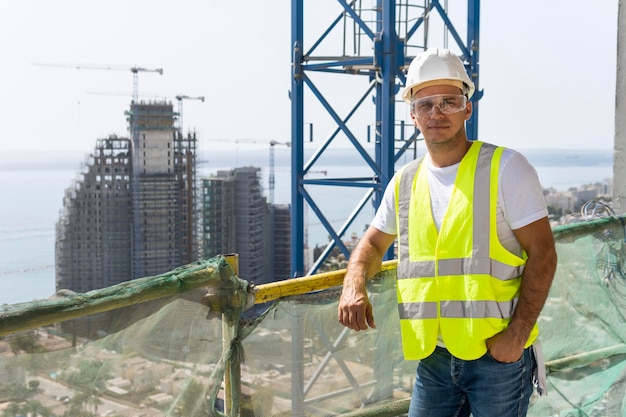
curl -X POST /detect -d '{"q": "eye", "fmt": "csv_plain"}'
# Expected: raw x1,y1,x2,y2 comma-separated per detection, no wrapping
442,97,459,107
417,100,434,111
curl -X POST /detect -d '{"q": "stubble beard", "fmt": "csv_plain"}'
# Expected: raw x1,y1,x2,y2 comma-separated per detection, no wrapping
424,126,467,154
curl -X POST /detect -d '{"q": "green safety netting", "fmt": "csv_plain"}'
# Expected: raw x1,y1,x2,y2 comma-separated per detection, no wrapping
1,215,626,417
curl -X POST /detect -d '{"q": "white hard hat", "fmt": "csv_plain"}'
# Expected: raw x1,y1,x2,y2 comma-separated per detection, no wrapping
401,48,475,103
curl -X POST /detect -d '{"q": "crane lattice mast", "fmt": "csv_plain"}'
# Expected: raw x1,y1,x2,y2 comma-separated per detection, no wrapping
290,0,480,276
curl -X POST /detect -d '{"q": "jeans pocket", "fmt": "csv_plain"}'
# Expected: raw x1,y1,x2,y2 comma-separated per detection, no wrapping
485,350,523,364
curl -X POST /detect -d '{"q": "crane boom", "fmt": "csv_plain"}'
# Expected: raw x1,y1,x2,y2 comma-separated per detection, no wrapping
31,62,164,102
131,67,164,75
175,95,205,135
130,67,164,102
32,62,130,71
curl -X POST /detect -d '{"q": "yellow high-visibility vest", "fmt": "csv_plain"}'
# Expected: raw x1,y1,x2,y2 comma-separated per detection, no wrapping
395,141,538,361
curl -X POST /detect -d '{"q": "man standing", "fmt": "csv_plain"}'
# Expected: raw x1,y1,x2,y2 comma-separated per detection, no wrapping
337,48,557,416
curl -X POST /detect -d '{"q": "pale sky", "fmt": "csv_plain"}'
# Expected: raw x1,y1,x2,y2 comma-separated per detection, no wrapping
0,0,619,154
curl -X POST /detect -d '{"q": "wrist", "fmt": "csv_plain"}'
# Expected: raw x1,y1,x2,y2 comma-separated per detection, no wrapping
505,321,532,346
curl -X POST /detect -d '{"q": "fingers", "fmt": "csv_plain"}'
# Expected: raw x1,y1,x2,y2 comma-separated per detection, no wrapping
366,304,376,329
486,332,523,363
338,300,375,331
338,305,361,330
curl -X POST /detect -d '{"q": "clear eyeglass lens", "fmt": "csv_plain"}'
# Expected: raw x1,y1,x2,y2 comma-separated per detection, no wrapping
411,94,467,118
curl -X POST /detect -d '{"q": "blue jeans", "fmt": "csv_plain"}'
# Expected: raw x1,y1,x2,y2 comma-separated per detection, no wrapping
408,346,535,417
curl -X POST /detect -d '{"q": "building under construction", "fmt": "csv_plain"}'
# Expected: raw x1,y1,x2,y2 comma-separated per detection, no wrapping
55,101,199,294
202,167,291,285
272,204,291,280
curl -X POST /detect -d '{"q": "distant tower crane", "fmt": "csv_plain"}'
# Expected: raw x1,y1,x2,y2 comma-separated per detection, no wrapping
269,140,291,205
175,95,205,136
31,62,164,103
31,62,164,148
129,67,163,103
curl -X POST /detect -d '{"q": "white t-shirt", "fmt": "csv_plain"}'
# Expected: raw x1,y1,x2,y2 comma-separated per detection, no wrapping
371,147,548,257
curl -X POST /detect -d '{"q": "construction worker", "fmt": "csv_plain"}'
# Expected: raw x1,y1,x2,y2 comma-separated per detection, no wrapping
338,48,557,416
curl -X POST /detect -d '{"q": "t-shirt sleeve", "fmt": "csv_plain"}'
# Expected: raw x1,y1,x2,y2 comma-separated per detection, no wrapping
500,150,549,230
370,173,399,235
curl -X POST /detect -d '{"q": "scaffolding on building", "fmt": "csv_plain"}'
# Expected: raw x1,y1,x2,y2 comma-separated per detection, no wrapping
126,101,199,279
55,136,133,293
56,101,199,292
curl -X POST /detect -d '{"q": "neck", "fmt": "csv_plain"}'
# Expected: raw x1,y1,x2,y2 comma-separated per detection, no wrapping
428,139,472,167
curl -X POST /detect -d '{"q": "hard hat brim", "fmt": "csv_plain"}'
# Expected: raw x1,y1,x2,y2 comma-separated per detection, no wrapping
402,79,474,103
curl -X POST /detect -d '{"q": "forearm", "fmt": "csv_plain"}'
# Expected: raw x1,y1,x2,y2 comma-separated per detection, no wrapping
338,227,395,330
344,239,386,288
344,226,395,287
508,248,557,343
488,217,556,361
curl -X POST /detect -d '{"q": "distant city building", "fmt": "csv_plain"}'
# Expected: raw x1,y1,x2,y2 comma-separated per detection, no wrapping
544,179,614,223
202,167,291,285
202,173,237,258
272,204,292,280
55,101,199,294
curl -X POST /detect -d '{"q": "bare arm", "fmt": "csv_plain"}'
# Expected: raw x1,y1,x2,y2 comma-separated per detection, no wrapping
338,226,396,331
487,216,557,362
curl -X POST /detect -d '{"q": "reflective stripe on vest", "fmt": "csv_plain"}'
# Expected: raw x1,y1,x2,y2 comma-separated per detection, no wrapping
399,257,524,282
398,299,518,320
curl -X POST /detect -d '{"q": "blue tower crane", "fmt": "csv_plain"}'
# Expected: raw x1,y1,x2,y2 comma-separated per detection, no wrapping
290,0,481,276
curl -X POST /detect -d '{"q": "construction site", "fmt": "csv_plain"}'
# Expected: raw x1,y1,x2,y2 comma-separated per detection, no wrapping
3,1,626,416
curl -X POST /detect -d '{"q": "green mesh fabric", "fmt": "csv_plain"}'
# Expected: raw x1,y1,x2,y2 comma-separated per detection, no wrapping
531,217,626,416
1,217,626,416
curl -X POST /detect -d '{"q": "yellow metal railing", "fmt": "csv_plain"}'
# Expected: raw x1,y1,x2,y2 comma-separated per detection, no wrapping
253,260,398,304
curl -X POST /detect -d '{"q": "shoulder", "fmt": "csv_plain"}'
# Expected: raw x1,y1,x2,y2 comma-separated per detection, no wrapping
473,142,536,177
498,148,538,179
494,147,548,229
477,142,531,168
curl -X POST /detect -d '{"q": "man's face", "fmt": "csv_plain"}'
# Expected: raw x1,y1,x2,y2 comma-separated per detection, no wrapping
409,84,472,148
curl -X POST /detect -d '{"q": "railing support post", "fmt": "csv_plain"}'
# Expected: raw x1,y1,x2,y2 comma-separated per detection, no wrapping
222,254,241,417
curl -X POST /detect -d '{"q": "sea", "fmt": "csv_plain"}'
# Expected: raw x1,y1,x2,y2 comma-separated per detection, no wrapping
0,147,614,305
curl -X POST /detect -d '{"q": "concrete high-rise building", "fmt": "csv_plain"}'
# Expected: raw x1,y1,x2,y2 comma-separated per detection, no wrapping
55,136,133,292
272,204,291,280
202,167,291,285
55,101,199,294
129,102,198,278
202,173,237,260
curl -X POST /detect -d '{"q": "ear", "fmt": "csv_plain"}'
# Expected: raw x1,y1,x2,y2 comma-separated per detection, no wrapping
464,100,473,121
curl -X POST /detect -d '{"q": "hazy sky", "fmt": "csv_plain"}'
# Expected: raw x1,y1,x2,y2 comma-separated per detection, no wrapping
0,0,619,154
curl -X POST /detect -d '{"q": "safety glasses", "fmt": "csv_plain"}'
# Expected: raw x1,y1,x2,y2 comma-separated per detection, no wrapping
410,94,467,118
